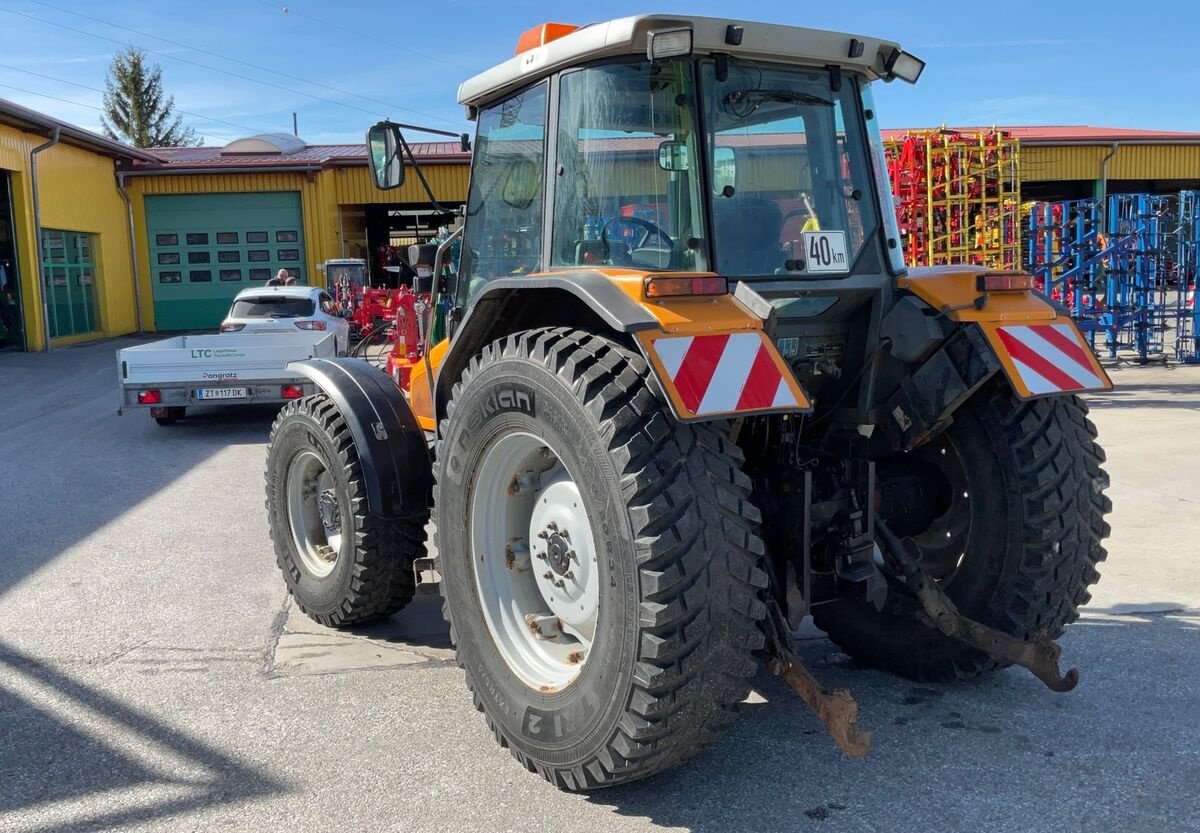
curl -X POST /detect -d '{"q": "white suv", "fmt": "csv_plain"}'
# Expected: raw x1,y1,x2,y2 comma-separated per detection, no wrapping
220,286,350,355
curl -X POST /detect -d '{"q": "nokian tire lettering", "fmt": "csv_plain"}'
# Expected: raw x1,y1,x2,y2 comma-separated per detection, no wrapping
265,394,427,627
434,327,769,790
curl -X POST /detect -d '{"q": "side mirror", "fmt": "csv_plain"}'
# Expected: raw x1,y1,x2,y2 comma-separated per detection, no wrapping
366,121,405,190
501,159,540,209
657,140,689,171
713,146,736,193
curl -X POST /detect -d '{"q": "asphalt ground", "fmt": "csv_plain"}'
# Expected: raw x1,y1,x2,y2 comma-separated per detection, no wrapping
1,337,1197,833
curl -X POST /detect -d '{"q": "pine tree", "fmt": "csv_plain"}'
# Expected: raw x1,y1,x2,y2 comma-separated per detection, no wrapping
101,48,200,148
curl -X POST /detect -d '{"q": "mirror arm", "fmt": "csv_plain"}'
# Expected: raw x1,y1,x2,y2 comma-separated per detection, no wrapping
397,132,458,215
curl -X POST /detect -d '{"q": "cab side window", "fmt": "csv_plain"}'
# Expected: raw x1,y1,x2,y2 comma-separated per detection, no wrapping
457,82,547,307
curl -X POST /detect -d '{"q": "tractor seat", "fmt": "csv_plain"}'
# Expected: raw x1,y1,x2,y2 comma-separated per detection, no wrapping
713,196,784,276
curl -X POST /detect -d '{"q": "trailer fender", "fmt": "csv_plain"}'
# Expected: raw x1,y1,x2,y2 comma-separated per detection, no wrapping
287,358,432,519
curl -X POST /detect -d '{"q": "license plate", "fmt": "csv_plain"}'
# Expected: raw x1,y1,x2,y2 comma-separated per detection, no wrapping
196,387,248,400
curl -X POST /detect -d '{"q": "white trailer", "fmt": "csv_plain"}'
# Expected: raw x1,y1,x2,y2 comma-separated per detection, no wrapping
117,332,336,425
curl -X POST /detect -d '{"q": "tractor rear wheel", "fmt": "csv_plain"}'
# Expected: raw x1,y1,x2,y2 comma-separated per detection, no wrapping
265,394,426,627
813,383,1110,681
434,328,768,790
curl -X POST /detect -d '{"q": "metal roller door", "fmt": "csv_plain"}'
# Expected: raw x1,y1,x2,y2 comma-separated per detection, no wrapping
146,192,306,330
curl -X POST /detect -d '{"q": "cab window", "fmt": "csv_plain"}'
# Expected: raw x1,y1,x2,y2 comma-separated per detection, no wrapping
457,82,547,306
551,61,707,272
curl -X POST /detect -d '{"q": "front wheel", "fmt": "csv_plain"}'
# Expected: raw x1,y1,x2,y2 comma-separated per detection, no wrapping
265,394,427,627
435,328,767,790
814,383,1110,681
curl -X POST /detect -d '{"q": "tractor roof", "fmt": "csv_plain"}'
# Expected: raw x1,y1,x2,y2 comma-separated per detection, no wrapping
457,14,904,110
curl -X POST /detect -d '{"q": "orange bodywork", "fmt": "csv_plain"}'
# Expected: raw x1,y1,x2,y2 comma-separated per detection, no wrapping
901,266,1113,399
407,269,810,428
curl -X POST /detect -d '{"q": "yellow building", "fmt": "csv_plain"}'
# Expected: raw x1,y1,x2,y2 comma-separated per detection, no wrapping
3,95,1199,352
0,99,159,351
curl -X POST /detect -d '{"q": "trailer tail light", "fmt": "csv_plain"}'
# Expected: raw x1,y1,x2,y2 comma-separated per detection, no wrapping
137,389,162,405
644,275,728,299
977,273,1034,292
219,322,245,332
280,385,305,399
295,320,327,331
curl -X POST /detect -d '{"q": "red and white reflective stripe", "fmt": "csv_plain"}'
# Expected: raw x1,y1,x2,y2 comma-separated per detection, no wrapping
653,333,803,415
996,323,1105,395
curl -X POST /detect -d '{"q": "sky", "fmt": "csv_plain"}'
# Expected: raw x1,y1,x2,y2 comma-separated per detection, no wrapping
1,0,1199,147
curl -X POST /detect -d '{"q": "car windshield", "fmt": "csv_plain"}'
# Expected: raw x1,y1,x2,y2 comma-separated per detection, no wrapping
700,58,880,277
231,296,314,318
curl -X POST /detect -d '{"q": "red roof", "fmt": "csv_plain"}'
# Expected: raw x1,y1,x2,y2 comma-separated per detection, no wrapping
132,140,468,172
881,126,1200,145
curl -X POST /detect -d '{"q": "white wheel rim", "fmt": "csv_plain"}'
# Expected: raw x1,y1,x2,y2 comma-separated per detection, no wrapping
286,449,343,578
470,431,599,692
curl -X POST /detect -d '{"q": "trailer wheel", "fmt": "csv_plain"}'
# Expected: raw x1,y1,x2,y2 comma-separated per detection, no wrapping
265,394,425,627
814,383,1110,681
435,328,768,790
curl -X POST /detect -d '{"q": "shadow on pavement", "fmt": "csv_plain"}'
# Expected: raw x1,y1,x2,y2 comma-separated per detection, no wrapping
0,642,284,833
582,608,1200,832
0,339,280,603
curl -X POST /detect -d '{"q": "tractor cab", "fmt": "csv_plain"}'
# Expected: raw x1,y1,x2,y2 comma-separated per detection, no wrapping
369,16,922,354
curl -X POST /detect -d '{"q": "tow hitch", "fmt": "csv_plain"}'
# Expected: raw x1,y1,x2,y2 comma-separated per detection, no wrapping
875,519,1080,693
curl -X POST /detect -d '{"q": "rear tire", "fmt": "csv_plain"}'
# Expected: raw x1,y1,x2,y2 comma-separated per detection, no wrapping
435,328,768,789
265,394,426,627
814,383,1110,681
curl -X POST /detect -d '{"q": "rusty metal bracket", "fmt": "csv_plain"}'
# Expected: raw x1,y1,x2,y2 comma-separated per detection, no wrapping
765,604,872,757
875,519,1079,693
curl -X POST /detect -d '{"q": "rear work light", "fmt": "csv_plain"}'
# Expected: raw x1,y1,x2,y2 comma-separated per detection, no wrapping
645,275,728,299
647,27,693,61
219,322,245,332
137,389,162,405
977,273,1034,292
280,385,305,400
295,320,328,331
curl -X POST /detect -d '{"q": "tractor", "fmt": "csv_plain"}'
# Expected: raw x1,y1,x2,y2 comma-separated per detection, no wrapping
265,15,1112,789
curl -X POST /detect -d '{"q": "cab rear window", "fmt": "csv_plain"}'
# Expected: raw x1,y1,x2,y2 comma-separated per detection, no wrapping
230,296,315,318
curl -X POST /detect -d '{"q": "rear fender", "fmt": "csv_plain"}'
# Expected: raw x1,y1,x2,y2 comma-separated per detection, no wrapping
434,273,812,426
287,358,432,519
899,266,1113,400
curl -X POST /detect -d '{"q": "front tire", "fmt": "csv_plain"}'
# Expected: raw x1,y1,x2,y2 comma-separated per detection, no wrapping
265,394,427,627
435,328,768,789
814,383,1110,681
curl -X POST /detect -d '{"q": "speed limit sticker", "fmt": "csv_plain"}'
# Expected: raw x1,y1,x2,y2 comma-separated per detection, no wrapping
801,231,849,274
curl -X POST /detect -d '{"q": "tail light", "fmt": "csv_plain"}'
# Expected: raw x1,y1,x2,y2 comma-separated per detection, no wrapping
644,275,728,299
137,389,162,405
977,273,1034,292
295,320,328,331
219,322,245,332
280,385,305,399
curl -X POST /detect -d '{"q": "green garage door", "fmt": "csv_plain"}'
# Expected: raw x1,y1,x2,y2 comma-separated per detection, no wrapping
146,192,306,330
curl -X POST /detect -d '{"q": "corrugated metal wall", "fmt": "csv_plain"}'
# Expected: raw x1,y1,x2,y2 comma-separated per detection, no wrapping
330,164,469,205
1023,144,1200,183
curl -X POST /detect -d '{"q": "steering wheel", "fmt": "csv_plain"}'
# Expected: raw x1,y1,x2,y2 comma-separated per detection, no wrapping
599,217,673,264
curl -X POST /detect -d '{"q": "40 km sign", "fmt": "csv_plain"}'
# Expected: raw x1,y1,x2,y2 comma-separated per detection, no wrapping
801,231,849,274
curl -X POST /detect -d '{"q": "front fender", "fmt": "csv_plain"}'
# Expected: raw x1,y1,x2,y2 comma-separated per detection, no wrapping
287,358,433,519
